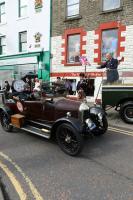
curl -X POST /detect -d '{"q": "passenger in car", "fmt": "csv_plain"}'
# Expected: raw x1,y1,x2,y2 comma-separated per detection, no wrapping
33,78,41,92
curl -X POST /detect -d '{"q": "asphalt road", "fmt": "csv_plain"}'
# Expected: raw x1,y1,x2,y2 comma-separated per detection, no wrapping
0,126,133,200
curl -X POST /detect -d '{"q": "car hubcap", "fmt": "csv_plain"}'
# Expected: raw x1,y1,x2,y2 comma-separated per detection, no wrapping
65,135,72,143
59,128,78,153
1,113,10,129
125,107,133,119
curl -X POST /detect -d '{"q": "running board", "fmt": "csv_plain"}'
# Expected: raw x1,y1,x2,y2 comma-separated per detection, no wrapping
21,125,51,139
26,120,52,129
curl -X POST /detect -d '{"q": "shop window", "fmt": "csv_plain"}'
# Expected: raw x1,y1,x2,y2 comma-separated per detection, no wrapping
101,29,118,61
19,31,27,52
103,0,120,11
67,0,79,18
18,0,28,17
67,34,80,64
0,2,6,23
0,36,6,55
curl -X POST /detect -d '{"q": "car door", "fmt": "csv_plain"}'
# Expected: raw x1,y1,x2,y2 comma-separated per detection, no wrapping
22,100,44,119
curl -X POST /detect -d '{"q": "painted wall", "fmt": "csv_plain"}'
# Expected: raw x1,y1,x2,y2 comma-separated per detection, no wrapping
0,0,51,83
0,0,51,55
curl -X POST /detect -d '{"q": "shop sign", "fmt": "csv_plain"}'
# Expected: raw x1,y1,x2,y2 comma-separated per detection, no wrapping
34,32,42,48
35,0,43,12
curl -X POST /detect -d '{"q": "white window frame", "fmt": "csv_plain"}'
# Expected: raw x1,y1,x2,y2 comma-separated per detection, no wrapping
102,0,121,11
18,0,28,18
0,2,5,23
0,36,6,55
67,0,80,18
19,31,27,52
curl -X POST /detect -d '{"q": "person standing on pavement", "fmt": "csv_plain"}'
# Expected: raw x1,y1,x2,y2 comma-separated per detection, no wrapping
97,53,123,84
65,79,72,95
72,79,76,95
3,80,10,92
77,73,87,94
3,80,11,98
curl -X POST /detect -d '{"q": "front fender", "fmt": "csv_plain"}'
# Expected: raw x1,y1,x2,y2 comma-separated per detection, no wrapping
89,106,106,116
51,117,83,135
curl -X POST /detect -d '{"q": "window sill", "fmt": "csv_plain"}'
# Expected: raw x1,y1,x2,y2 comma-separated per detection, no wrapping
0,54,7,57
17,16,29,21
18,51,28,54
0,22,7,26
65,63,81,66
100,7,123,14
64,15,82,22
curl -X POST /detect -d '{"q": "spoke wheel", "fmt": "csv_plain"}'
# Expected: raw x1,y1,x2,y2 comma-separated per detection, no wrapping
56,123,84,156
0,111,13,132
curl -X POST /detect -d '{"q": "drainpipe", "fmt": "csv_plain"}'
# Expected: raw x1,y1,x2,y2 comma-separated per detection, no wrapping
49,0,52,81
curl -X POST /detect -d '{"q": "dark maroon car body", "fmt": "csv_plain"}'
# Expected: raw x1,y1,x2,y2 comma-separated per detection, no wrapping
0,87,108,156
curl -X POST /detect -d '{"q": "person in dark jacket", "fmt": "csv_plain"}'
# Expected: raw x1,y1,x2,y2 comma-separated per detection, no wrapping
3,80,10,98
77,73,86,92
97,53,121,84
3,80,10,92
76,73,88,97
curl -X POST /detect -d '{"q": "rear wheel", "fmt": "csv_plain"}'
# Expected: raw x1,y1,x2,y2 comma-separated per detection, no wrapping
56,123,84,156
120,101,133,124
0,111,13,132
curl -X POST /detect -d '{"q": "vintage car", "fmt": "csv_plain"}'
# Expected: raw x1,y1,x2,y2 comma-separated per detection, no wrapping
0,80,108,156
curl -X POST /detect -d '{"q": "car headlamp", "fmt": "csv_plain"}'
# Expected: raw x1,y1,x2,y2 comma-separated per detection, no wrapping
85,118,96,130
98,113,103,121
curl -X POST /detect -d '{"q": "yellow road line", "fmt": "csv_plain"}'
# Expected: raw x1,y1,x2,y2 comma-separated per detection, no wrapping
0,152,43,200
108,127,133,137
0,160,27,200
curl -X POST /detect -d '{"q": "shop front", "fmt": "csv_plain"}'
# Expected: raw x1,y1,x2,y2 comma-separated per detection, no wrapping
0,51,50,87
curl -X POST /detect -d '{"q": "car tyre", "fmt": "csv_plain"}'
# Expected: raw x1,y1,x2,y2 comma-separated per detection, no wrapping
0,111,13,132
120,101,133,124
56,123,84,156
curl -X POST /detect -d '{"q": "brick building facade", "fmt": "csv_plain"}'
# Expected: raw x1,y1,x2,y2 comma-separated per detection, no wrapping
51,0,133,100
